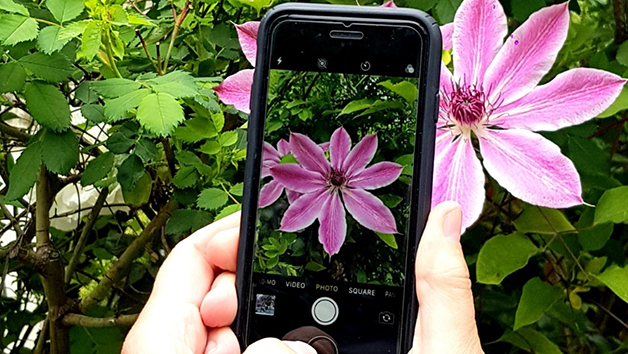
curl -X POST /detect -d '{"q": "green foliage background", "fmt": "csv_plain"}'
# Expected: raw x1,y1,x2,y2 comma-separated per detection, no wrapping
0,0,626,353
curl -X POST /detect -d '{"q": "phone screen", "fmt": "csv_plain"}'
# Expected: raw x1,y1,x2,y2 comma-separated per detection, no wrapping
249,64,421,352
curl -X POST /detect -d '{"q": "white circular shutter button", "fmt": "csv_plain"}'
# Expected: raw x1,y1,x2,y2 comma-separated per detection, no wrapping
311,297,339,326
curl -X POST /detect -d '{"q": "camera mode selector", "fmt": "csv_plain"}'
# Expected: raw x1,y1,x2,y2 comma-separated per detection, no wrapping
311,297,339,326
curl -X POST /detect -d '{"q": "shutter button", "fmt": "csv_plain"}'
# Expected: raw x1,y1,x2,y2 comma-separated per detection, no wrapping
311,297,339,326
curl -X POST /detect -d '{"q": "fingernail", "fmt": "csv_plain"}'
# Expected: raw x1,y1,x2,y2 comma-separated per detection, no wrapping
442,206,462,244
284,341,318,354
206,341,217,354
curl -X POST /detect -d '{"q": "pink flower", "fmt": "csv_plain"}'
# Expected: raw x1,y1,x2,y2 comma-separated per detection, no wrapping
436,0,626,230
270,127,402,255
259,139,300,207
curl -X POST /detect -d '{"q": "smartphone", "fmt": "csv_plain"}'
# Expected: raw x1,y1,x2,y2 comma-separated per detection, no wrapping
235,4,441,353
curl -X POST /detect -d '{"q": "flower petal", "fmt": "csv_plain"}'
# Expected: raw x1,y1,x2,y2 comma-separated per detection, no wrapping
479,129,583,208
290,133,331,176
441,23,453,51
277,139,291,156
214,69,254,114
235,21,260,67
441,63,454,99
483,3,570,106
330,127,351,170
287,190,301,204
492,68,626,131
264,142,281,161
343,134,377,177
280,190,328,232
349,162,403,190
318,192,347,256
270,164,326,193
259,180,284,208
342,188,397,234
381,1,397,7
452,0,507,86
432,136,485,231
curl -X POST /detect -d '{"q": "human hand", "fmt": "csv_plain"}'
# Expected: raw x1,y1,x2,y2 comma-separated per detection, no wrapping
410,201,483,354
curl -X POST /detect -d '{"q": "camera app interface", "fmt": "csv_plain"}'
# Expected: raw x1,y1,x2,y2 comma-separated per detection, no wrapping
249,66,420,354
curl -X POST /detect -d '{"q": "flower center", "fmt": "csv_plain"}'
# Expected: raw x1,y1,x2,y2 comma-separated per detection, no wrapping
444,85,490,127
328,168,347,188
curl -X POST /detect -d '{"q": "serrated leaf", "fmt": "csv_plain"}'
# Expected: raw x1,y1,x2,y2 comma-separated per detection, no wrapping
147,71,198,98
105,132,135,153
103,89,150,121
117,154,144,191
41,129,78,175
215,203,241,220
173,116,217,143
5,142,41,201
0,0,28,16
134,138,159,163
57,20,88,41
197,187,228,211
122,172,151,206
219,131,238,146
514,278,563,330
19,52,74,83
36,26,71,54
80,104,106,124
0,14,38,46
230,183,243,197
24,81,70,132
81,152,114,186
136,92,184,136
78,20,101,60
199,140,221,155
91,78,141,98
514,205,575,235
596,264,628,304
477,233,540,284
75,82,97,104
0,62,26,93
376,232,398,249
166,209,212,237
594,186,628,224
46,0,84,23
172,166,199,189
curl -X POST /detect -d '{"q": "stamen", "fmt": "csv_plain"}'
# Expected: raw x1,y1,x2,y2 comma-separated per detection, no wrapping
441,83,494,128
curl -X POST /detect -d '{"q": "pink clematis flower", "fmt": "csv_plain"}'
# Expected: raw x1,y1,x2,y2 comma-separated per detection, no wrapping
259,139,301,207
436,0,626,230
270,127,403,255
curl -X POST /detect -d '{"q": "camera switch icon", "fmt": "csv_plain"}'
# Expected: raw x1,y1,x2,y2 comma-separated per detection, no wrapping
378,311,395,325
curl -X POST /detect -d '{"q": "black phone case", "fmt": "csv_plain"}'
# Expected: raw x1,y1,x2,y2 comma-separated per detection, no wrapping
234,4,442,352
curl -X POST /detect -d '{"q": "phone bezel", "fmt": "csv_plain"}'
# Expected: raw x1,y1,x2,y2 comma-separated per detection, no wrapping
234,4,442,352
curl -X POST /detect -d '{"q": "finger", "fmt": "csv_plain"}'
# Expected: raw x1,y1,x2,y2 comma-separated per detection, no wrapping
205,326,240,354
150,212,241,306
244,338,316,354
200,271,237,328
207,227,240,272
413,201,482,354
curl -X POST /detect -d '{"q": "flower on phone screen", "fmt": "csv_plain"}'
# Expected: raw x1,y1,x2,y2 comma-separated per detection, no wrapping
270,127,402,255
436,0,625,230
259,139,301,207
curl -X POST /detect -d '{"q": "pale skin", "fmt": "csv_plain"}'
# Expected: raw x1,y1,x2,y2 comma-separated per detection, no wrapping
122,201,483,354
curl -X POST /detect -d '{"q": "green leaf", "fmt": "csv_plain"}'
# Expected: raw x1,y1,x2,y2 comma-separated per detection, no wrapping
36,26,71,54
379,194,403,208
599,86,628,118
596,264,628,304
0,14,38,46
136,92,184,136
91,78,142,98
499,328,562,354
378,80,418,102
376,232,398,249
514,277,563,330
339,98,374,115
46,0,84,23
173,116,217,143
477,233,540,284
197,188,228,211
172,166,199,189
0,62,26,93
0,0,28,16
134,138,159,163
103,89,150,122
510,0,546,23
230,183,243,197
75,82,97,104
220,131,238,146
117,154,144,192
105,132,135,153
19,52,74,83
147,71,198,98
595,186,628,224
81,104,106,124
576,208,613,251
166,209,213,237
514,205,575,235
405,0,438,11
41,129,78,175
215,203,241,220
122,172,152,206
306,261,326,272
617,40,628,66
199,140,221,155
5,142,41,201
24,81,70,132
81,152,114,186
57,20,87,41
567,137,610,177
232,0,272,13
434,0,463,23
78,20,101,61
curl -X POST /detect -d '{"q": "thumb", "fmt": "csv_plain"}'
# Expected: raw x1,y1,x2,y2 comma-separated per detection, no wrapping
412,201,482,354
244,338,317,354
